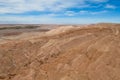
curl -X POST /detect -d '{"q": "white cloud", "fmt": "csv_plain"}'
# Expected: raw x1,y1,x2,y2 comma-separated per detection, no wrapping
79,10,108,15
0,15,55,24
64,11,77,16
60,10,108,17
105,4,116,9
0,0,109,14
90,10,108,15
79,10,89,14
1,14,119,24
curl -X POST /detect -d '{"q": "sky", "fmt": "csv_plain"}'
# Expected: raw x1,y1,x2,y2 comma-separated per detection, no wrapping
0,0,120,24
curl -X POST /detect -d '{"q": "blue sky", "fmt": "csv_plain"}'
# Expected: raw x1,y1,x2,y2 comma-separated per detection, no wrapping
0,0,120,24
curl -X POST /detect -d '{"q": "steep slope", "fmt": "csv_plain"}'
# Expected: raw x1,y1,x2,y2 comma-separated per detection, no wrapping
0,24,120,80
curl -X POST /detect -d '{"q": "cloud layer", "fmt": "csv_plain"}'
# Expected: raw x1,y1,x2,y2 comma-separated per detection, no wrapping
0,0,109,14
0,0,119,24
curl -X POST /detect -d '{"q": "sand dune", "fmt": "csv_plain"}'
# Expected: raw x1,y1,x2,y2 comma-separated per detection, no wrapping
0,23,120,80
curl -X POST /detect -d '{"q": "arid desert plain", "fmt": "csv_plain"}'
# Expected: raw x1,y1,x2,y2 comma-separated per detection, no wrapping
0,23,120,80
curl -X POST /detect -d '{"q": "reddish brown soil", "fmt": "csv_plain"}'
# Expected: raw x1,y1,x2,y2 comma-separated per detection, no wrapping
0,23,120,80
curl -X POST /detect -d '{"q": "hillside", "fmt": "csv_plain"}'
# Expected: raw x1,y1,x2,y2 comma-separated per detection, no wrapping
0,24,120,80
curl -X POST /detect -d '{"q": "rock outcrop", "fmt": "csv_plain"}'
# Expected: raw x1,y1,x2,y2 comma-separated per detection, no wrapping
0,24,120,80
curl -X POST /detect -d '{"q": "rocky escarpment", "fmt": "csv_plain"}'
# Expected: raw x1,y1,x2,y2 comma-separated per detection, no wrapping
0,24,120,80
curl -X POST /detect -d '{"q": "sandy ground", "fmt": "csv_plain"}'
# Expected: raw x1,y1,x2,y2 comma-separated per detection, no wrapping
0,23,120,80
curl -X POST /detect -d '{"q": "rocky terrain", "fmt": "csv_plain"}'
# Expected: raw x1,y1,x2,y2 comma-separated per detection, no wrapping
0,24,64,37
0,23,120,80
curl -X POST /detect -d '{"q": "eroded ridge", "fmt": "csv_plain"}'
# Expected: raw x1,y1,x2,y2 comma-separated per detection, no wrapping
0,24,120,80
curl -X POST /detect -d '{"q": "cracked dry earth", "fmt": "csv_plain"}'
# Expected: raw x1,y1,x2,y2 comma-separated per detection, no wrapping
0,24,120,80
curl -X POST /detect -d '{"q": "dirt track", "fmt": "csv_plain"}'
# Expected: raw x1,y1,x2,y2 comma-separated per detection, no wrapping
0,23,120,80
